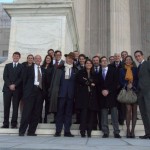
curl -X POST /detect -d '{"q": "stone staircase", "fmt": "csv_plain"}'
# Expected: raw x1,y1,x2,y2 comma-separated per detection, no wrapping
0,108,145,137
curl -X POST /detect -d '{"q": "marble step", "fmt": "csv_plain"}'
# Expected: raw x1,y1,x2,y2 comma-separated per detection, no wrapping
0,128,145,137
0,123,145,130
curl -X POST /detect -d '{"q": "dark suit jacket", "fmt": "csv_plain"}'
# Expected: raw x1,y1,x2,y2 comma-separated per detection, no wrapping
3,63,23,92
22,64,46,100
58,66,78,99
98,65,117,108
110,61,123,92
138,61,150,94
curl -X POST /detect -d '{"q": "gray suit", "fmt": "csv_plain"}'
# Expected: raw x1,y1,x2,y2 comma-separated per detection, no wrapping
138,60,150,135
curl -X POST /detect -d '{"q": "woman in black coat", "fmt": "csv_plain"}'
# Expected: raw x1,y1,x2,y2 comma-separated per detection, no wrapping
76,59,99,137
40,55,53,123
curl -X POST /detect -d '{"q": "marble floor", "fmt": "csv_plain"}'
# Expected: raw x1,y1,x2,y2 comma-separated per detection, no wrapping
0,135,150,150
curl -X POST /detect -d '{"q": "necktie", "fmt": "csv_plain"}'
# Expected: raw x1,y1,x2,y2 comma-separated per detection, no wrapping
38,66,42,89
14,63,17,68
81,65,84,69
55,61,59,68
116,63,119,68
95,66,98,74
102,68,106,80
138,63,142,74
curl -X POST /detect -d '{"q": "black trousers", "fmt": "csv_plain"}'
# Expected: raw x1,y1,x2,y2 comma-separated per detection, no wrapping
19,86,43,134
80,109,96,132
3,90,22,127
117,102,126,124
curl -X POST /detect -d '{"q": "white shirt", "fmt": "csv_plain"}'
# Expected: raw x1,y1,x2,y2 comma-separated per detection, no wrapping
53,59,62,65
34,64,42,86
140,59,145,65
13,62,18,67
102,66,108,77
95,66,100,72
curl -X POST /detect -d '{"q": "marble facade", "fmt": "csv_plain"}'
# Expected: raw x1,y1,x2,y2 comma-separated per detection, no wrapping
0,0,79,122
2,0,79,62
0,0,150,124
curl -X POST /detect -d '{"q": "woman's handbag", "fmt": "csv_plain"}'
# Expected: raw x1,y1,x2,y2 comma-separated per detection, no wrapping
117,87,137,104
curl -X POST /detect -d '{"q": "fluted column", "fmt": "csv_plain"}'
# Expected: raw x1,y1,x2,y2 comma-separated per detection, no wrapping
98,0,110,57
129,0,142,55
73,0,86,53
110,0,131,55
84,0,110,57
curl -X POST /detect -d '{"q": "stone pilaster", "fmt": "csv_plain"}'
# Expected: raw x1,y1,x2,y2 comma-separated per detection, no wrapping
110,0,131,55
129,0,142,56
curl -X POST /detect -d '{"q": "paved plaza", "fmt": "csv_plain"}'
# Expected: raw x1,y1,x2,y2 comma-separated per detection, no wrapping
0,135,150,150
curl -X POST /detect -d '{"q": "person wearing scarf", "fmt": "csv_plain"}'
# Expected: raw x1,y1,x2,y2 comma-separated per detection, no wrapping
119,55,138,138
54,52,78,137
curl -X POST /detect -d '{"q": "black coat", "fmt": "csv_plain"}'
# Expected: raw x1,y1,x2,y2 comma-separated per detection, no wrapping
75,69,99,111
3,63,23,92
98,66,117,109
22,64,46,101
110,61,123,92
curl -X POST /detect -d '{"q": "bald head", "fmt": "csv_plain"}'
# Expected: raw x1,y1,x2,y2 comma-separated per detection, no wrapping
114,53,121,62
34,55,42,66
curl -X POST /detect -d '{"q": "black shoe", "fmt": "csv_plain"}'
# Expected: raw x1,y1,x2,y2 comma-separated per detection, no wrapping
119,121,124,125
39,117,42,123
19,133,24,136
73,121,80,124
44,117,47,123
130,131,135,138
102,134,109,138
27,133,37,136
50,121,56,124
139,135,150,139
92,127,97,130
54,132,61,137
114,134,121,138
87,130,91,138
1,125,9,128
64,132,74,137
11,125,17,129
126,130,131,138
80,131,86,138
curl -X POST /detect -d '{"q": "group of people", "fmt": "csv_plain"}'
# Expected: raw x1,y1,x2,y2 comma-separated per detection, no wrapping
1,49,150,139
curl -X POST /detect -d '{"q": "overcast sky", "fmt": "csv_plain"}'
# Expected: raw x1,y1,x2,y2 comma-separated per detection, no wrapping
0,0,13,3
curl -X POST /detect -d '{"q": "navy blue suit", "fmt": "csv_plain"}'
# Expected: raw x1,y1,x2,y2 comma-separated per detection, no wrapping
56,66,77,133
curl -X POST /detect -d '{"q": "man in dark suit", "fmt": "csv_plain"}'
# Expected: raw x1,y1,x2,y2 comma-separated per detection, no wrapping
76,54,86,70
73,50,80,66
74,54,86,124
92,55,101,130
110,53,126,125
52,50,64,66
98,56,121,138
19,55,45,136
48,50,64,123
2,52,23,128
134,50,150,139
54,52,78,137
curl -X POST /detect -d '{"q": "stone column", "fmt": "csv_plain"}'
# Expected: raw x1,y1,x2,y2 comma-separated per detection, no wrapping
73,0,86,53
98,0,110,57
84,0,110,58
140,0,150,57
110,0,131,55
129,0,142,56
